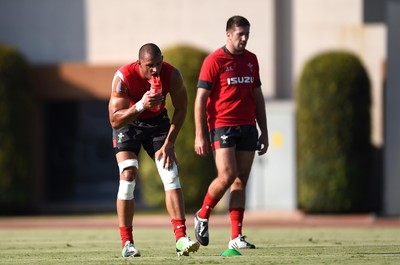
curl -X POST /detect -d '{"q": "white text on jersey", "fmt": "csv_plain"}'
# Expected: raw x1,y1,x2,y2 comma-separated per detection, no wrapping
227,76,254,85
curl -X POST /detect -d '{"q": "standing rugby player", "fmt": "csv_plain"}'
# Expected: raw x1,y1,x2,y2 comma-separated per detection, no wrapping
194,16,269,249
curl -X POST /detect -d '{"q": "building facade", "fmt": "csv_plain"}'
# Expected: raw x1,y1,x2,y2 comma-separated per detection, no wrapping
0,0,397,214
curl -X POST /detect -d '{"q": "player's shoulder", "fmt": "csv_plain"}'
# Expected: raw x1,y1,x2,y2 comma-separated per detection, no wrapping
160,61,182,85
118,61,139,76
202,47,227,66
162,61,173,68
120,61,138,69
243,49,258,59
162,61,178,76
170,66,183,80
208,47,227,59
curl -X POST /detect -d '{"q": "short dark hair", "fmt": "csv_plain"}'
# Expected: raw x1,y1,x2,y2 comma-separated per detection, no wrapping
226,15,250,31
138,43,162,60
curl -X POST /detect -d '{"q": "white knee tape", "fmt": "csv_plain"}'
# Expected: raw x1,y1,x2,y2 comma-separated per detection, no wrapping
118,159,138,174
117,180,135,200
155,157,181,191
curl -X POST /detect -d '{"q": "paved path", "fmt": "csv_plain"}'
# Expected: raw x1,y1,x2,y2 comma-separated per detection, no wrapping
1,211,400,228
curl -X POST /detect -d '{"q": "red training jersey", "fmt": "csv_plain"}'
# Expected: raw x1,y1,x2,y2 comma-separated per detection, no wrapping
117,61,174,119
197,46,262,130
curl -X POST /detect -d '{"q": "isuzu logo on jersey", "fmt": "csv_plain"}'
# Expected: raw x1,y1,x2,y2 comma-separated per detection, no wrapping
227,76,254,85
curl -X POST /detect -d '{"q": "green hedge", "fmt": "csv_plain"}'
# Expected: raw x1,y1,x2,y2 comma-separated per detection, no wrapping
0,45,34,214
297,51,372,213
139,45,215,211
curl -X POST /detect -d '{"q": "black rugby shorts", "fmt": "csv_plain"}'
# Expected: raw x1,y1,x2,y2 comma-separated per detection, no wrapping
112,109,170,157
209,125,259,151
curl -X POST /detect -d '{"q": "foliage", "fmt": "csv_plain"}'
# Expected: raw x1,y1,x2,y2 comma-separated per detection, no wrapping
0,45,34,213
139,45,215,210
297,51,372,213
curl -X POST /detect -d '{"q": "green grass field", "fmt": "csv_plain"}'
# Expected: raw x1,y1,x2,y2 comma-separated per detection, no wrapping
1,226,400,264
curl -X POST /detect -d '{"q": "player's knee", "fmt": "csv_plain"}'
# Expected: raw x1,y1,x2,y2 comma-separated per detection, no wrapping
117,179,136,200
155,158,181,191
231,178,246,190
118,159,138,181
120,168,137,182
218,174,236,189
117,159,138,200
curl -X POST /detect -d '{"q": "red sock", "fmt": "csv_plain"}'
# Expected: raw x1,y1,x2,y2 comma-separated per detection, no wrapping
198,192,219,219
171,219,186,241
229,208,244,239
119,226,133,247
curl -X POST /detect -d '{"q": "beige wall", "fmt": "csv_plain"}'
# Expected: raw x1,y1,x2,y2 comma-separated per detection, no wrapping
85,0,276,97
0,0,386,145
0,0,392,212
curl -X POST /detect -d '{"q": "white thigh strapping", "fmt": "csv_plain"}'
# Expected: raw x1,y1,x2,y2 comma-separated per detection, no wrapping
118,159,138,174
155,157,181,191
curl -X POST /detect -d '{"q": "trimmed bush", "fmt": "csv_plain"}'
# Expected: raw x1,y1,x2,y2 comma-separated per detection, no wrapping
139,45,215,210
297,51,371,213
0,45,34,214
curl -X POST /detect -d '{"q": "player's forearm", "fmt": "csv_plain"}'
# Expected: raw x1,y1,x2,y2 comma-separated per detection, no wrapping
109,105,142,129
257,113,268,135
194,96,208,138
166,107,186,144
195,115,207,139
255,92,268,134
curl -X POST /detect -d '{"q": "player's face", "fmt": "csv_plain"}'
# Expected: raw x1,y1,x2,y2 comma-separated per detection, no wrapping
139,53,163,79
227,25,250,54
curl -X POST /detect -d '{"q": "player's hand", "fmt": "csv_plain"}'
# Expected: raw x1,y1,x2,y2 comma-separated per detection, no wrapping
141,91,164,110
194,135,209,157
155,141,176,170
257,133,269,156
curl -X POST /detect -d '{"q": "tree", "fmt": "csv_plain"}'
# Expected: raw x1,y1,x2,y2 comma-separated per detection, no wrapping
0,45,34,214
297,51,372,213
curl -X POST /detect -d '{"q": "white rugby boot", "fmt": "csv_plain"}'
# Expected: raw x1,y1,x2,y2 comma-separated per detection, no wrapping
228,234,256,249
176,236,200,256
121,241,141,257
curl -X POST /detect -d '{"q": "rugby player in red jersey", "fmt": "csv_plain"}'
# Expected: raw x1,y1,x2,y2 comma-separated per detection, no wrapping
108,43,199,257
194,16,269,249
